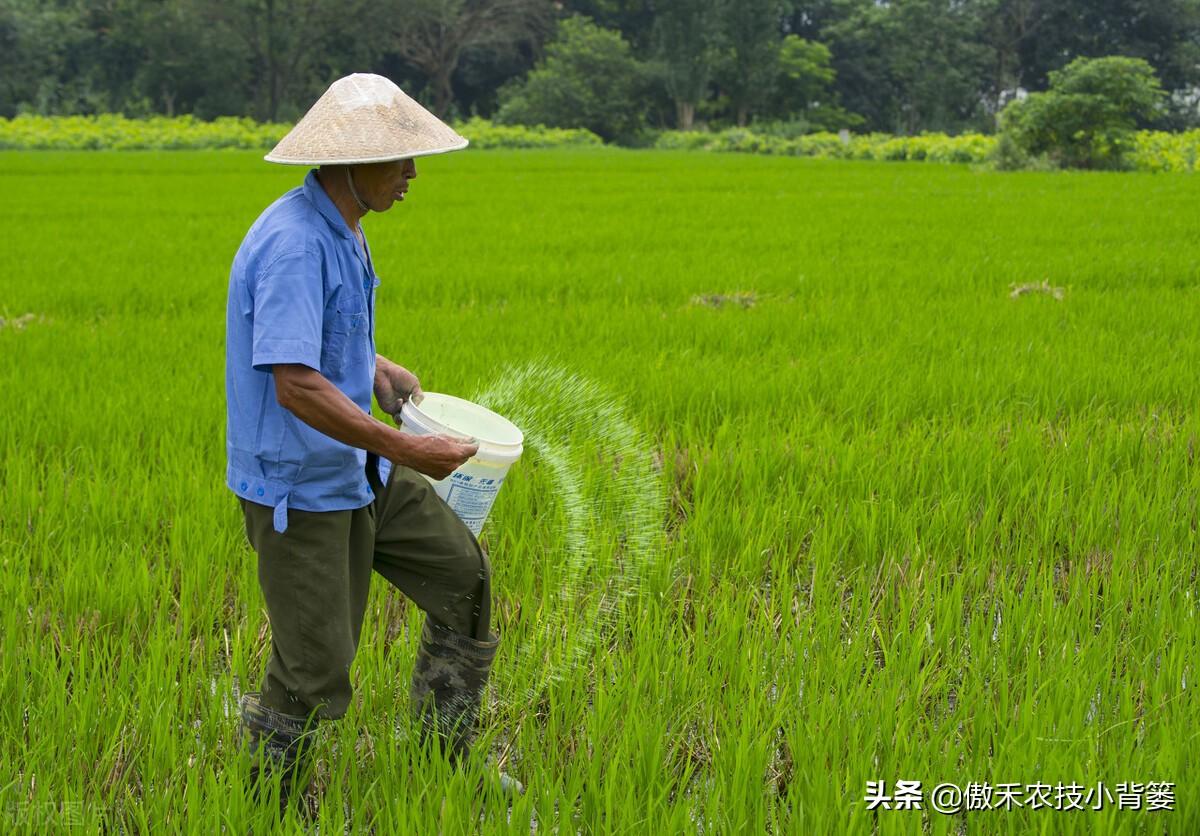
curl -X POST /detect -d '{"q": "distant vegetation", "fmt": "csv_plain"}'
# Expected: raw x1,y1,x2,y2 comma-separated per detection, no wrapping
3,0,1198,138
996,57,1170,170
4,113,1198,173
0,114,602,152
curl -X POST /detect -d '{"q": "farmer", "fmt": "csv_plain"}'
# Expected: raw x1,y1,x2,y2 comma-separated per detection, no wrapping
224,73,516,812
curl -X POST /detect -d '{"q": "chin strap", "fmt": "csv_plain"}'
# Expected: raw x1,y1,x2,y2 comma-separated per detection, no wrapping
345,167,370,213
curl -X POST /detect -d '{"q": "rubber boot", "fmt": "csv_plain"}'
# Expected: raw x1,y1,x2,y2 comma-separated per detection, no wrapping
239,691,320,817
410,618,524,796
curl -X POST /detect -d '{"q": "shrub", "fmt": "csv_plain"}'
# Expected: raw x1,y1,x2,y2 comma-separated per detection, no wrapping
455,118,602,149
0,114,289,150
4,113,1199,173
791,132,852,158
0,114,602,152
998,56,1165,170
1129,130,1200,173
652,128,999,164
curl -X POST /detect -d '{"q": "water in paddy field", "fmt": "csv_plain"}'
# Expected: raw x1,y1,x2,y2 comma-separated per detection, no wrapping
471,362,668,699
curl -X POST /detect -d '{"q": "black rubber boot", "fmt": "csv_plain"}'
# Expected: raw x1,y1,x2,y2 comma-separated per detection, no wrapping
239,691,320,817
410,618,525,796
410,617,499,763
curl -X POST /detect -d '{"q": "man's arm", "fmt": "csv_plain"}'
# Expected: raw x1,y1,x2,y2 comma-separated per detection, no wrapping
273,364,476,480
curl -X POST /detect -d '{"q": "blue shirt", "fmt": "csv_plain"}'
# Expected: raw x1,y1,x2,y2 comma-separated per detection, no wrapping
225,169,382,532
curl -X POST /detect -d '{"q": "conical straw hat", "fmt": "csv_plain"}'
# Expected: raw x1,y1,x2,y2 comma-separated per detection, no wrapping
265,73,468,165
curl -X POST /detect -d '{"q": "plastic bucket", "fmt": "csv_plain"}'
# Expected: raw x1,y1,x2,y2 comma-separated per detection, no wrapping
398,392,523,535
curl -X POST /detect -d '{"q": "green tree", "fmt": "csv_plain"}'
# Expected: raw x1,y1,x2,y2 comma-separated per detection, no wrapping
0,0,88,116
1020,0,1199,95
998,55,1165,168
819,0,992,134
978,0,1048,111
714,0,787,126
496,16,649,142
97,0,251,117
977,0,1200,126
766,34,860,129
559,0,655,52
205,0,383,121
386,0,555,119
652,0,721,130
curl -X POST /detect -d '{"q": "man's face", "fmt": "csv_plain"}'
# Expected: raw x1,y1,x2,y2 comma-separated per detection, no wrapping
353,158,418,212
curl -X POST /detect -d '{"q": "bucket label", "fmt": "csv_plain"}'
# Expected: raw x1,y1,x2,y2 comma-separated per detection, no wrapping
445,481,500,535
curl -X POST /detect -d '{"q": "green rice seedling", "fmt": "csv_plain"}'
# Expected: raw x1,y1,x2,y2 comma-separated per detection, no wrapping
1,148,1197,833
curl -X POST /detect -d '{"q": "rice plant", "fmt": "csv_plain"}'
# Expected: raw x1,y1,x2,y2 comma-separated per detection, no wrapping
1,148,1197,833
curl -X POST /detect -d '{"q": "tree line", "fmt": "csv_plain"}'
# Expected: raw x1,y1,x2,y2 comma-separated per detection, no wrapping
2,0,1198,137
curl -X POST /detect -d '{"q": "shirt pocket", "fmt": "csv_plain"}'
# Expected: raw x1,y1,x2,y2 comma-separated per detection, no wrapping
321,288,368,376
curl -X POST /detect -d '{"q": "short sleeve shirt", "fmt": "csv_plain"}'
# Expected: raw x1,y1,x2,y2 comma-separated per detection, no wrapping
225,169,382,532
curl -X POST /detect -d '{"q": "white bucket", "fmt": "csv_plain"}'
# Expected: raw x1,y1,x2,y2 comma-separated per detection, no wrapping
398,392,524,536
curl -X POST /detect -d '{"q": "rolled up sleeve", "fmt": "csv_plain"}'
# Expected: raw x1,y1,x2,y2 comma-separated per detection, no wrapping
250,249,324,372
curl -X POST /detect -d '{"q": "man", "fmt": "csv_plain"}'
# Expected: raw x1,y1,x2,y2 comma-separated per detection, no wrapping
225,73,515,813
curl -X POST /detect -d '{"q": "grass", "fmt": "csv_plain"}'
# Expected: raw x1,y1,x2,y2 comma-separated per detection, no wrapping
1,148,1198,833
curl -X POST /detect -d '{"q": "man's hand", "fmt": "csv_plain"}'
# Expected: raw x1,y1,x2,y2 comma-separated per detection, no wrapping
401,433,480,480
374,355,423,418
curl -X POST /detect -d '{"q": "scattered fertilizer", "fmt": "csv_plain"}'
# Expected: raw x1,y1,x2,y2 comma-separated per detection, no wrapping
471,361,667,700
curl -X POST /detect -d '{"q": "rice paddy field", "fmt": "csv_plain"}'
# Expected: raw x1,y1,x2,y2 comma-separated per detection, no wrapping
2,148,1198,834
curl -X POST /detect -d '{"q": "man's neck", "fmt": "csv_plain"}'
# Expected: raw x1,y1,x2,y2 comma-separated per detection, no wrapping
316,167,367,235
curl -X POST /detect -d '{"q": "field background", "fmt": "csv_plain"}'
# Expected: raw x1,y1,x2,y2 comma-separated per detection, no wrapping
1,149,1198,833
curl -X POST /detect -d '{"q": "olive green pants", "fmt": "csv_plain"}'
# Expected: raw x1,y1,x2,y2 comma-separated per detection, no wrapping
240,455,492,720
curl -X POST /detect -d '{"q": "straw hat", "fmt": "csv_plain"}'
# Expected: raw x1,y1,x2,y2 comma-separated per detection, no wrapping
265,73,468,165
